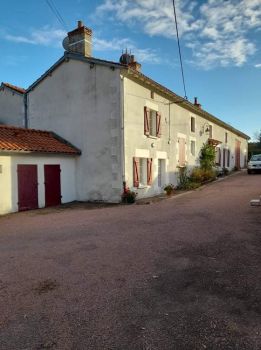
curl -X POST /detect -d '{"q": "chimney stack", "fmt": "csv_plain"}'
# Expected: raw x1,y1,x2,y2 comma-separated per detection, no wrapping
119,50,141,71
194,97,202,109
66,21,92,57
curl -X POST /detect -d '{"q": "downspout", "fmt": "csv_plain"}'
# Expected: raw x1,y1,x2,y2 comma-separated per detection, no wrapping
23,92,28,128
120,73,126,192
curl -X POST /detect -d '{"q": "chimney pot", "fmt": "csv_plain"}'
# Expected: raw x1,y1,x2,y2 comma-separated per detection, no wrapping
78,20,83,28
194,97,201,108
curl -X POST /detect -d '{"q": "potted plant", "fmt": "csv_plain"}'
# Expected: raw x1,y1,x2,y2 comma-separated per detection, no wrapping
121,188,137,204
164,184,175,196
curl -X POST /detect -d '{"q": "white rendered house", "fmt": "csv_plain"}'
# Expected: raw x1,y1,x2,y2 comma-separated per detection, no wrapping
0,22,249,209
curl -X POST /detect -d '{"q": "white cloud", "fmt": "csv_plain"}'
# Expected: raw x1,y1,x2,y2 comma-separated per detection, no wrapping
96,0,261,69
94,37,161,64
4,27,66,47
255,63,261,68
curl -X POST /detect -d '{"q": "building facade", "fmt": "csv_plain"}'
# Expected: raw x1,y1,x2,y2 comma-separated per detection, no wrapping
0,22,249,211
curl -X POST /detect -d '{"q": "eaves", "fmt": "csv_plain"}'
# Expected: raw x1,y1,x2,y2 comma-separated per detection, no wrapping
122,68,250,141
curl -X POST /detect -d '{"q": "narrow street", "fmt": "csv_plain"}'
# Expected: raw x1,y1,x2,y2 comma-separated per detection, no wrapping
0,171,261,350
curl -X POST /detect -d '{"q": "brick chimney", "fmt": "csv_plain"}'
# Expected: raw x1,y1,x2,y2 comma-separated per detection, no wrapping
119,51,141,71
66,21,92,57
194,97,202,109
128,55,141,72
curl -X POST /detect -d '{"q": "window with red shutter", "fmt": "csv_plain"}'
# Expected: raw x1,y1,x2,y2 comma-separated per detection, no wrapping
147,158,153,185
178,137,186,166
144,107,150,136
156,112,161,137
144,106,161,138
133,157,139,187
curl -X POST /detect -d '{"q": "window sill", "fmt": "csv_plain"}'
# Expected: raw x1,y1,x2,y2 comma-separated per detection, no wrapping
137,185,149,189
146,135,158,140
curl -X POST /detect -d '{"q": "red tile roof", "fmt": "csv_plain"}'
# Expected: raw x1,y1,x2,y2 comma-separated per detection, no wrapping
3,82,26,94
0,125,81,155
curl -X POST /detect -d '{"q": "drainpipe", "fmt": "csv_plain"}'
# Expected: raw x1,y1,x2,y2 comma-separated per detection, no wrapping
120,74,126,192
23,92,28,128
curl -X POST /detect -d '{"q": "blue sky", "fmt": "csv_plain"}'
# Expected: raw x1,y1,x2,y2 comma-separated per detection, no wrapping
0,0,260,140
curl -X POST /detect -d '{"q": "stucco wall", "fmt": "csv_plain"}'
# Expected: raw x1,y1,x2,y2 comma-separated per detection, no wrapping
123,77,248,199
0,156,12,215
0,154,77,215
0,87,25,127
28,59,123,202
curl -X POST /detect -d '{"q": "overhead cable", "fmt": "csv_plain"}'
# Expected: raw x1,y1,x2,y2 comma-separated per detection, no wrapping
45,0,68,30
172,0,188,100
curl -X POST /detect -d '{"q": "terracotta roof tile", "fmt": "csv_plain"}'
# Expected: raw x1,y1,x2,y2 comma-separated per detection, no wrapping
3,82,26,94
0,125,81,155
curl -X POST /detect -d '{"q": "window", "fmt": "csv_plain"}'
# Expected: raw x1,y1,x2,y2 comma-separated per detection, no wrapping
0,165,2,174
144,107,161,137
227,149,230,167
225,132,228,143
133,157,153,187
151,91,154,99
215,147,221,166
223,149,226,167
209,125,213,138
158,159,166,187
190,140,196,156
191,117,195,133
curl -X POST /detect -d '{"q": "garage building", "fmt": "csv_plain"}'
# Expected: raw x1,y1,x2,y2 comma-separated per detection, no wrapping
0,125,80,215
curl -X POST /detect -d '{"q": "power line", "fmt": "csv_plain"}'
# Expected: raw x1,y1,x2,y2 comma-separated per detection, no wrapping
45,0,68,30
172,0,188,100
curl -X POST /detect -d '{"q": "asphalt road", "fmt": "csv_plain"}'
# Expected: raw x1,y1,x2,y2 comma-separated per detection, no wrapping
0,171,261,350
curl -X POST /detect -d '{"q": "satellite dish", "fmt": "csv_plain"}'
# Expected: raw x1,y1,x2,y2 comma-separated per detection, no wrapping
62,36,69,51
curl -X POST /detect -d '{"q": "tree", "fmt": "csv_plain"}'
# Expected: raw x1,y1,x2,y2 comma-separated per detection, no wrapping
253,130,261,146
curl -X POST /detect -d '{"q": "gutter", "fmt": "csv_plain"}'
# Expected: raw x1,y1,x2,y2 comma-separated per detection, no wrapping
24,93,28,128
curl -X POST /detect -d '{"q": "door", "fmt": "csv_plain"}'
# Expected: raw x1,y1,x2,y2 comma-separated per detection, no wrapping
44,165,61,207
17,165,38,211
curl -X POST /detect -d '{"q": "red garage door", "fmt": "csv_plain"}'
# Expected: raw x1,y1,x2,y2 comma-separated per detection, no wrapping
44,165,61,207
17,165,38,211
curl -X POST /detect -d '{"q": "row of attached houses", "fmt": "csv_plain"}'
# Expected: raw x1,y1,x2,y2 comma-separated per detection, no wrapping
0,21,249,215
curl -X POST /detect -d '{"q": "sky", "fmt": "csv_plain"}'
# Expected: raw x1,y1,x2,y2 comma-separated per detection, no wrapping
0,0,260,140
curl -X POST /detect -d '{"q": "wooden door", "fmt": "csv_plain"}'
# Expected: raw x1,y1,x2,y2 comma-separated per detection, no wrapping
44,165,61,207
17,165,38,211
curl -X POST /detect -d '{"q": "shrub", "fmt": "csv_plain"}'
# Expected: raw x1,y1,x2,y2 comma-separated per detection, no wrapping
190,167,204,183
223,167,229,176
190,167,216,183
199,143,216,170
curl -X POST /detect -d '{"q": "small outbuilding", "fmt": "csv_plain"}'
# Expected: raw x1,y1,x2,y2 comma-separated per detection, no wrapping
0,125,81,215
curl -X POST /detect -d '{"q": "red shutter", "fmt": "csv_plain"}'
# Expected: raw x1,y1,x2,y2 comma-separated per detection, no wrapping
156,112,161,137
179,138,186,166
133,157,139,187
147,158,153,185
144,107,150,136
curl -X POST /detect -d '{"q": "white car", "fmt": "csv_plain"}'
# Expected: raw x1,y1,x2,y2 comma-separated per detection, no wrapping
248,154,261,174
